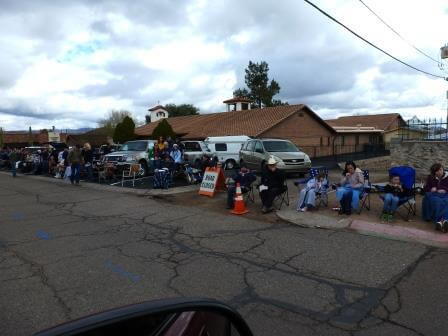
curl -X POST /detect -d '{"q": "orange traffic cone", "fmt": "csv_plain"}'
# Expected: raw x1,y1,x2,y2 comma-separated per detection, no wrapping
231,183,249,215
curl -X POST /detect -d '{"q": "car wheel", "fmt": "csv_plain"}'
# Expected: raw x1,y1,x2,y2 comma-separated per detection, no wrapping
139,161,148,177
224,159,236,170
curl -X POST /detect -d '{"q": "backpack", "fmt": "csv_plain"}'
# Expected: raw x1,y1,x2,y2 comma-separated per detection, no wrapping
153,169,171,189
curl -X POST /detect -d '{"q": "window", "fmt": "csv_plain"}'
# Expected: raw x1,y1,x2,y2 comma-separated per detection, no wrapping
241,103,248,110
254,141,264,153
320,137,323,146
262,140,299,152
327,136,331,146
355,135,360,146
215,143,227,151
246,141,255,152
184,142,201,152
341,136,345,146
120,141,148,151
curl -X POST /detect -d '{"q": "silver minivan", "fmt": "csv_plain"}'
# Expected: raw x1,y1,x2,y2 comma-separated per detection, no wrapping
239,138,311,173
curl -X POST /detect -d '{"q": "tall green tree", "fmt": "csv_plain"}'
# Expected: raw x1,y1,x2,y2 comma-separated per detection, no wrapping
113,116,135,144
99,110,132,136
164,104,200,118
234,61,286,108
0,127,4,148
28,126,33,145
151,119,176,139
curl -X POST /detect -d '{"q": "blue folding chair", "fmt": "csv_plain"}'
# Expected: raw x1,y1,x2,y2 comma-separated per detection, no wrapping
294,166,330,208
374,166,416,221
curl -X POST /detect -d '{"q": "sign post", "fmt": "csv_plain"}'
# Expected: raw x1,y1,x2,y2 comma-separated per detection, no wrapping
199,167,226,197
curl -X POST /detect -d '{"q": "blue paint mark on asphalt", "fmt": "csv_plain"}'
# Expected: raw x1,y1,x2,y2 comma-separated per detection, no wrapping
105,260,141,282
36,230,51,240
12,212,24,221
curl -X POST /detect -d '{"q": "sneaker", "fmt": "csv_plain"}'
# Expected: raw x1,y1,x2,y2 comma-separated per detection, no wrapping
436,221,443,231
442,221,448,233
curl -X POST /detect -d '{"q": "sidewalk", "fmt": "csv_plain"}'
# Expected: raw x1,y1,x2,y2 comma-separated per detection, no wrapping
277,188,448,248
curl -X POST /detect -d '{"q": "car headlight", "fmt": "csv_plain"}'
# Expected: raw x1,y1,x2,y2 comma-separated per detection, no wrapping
272,155,283,163
304,155,311,162
126,155,135,162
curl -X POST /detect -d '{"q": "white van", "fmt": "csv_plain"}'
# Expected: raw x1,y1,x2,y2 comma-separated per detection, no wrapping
205,135,251,170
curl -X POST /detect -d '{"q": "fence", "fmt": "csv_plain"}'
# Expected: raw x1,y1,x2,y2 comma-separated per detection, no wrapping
401,118,448,141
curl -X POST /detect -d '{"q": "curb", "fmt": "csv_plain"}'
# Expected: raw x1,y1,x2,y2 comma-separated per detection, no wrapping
0,171,199,197
277,209,448,248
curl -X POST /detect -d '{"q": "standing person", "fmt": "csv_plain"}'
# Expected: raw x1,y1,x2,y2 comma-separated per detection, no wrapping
9,148,19,178
68,145,84,185
422,163,448,231
155,137,165,156
41,148,49,175
166,136,174,151
259,157,286,214
170,144,183,171
336,161,364,215
147,142,155,172
82,143,94,181
381,174,411,222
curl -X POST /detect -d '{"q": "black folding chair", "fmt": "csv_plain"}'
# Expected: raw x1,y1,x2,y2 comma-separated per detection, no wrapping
243,184,255,203
358,170,372,214
274,181,290,210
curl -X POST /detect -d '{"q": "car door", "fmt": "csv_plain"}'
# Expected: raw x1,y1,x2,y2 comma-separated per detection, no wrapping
242,141,255,169
253,141,266,171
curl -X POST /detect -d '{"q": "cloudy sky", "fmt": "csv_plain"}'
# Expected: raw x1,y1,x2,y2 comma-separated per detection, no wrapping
1,0,447,130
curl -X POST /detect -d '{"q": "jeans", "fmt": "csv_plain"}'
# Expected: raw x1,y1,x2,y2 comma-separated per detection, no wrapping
423,193,448,223
336,187,362,211
70,163,81,184
84,164,93,181
383,193,399,213
11,161,16,177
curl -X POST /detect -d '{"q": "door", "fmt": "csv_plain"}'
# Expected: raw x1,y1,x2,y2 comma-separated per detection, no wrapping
253,141,266,171
242,141,255,169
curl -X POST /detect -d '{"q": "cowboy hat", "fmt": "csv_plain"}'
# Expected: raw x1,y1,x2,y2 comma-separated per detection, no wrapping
267,156,277,165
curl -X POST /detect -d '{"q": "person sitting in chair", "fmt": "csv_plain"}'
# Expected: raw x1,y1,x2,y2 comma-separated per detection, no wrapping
381,174,411,222
259,157,286,214
226,164,256,209
336,161,364,215
422,163,448,231
297,172,327,212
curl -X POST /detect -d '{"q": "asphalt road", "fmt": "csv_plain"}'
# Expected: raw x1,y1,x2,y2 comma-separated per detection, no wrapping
1,174,447,336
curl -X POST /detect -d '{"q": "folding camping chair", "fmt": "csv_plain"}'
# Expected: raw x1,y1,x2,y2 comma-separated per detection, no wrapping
274,180,290,210
358,170,372,214
374,166,417,221
243,183,256,203
121,163,140,187
294,167,330,209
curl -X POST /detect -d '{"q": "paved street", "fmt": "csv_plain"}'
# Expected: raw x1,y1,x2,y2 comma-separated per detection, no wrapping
1,174,447,336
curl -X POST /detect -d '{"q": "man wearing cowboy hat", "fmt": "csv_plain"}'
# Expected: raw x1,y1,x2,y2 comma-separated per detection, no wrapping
259,156,287,213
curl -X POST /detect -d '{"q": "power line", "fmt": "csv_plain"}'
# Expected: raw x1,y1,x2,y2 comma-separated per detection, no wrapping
357,0,444,67
303,0,447,80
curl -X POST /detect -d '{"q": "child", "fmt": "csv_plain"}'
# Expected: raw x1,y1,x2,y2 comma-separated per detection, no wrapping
381,174,410,222
297,172,327,212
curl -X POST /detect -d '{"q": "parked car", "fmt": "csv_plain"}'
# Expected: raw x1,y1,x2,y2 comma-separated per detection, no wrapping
93,144,121,165
182,140,212,168
103,140,155,176
205,135,250,170
239,138,311,174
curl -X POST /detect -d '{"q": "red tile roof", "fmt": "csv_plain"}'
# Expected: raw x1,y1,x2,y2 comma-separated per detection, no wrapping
135,104,335,139
326,113,405,132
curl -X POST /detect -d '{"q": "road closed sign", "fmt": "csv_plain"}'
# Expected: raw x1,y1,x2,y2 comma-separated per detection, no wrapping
199,167,226,197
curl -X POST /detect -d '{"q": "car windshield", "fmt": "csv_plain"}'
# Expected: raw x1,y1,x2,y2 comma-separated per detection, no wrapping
120,141,147,151
262,141,300,152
